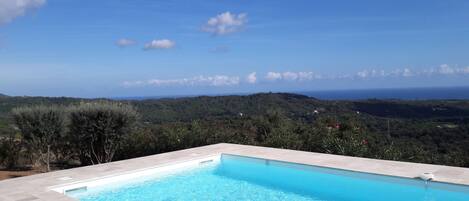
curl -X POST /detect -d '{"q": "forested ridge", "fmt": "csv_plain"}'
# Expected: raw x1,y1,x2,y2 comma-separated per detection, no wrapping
1,93,469,169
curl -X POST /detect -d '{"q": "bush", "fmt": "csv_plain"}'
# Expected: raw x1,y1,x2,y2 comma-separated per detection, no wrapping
0,135,23,169
11,105,66,171
69,102,137,165
116,126,161,160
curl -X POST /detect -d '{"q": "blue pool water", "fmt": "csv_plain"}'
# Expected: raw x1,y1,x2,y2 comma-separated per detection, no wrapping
68,154,469,201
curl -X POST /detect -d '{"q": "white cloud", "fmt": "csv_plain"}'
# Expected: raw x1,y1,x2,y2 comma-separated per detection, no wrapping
356,70,369,78
354,64,469,79
335,74,353,79
122,80,144,87
371,69,386,77
147,79,186,86
390,69,405,77
144,39,175,50
265,71,318,81
246,72,257,84
282,72,299,81
298,72,315,80
402,68,413,77
116,38,136,47
421,64,469,76
463,67,469,74
123,75,240,88
211,75,240,86
438,64,454,75
356,69,387,78
265,72,282,81
202,12,247,35
436,64,469,75
0,0,45,25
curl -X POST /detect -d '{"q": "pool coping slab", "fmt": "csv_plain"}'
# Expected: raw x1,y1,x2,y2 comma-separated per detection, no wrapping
1,143,469,200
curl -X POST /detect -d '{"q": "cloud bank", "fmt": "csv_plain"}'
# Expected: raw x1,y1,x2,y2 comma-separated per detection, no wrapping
123,75,240,87
355,64,469,79
122,64,469,88
0,0,45,25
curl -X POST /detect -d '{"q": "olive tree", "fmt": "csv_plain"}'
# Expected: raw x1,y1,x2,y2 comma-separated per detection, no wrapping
12,106,66,172
69,102,137,165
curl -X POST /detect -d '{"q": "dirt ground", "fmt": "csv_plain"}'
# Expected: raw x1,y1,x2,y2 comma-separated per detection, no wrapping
0,169,42,181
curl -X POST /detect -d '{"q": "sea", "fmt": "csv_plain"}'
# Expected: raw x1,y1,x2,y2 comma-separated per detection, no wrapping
299,86,469,100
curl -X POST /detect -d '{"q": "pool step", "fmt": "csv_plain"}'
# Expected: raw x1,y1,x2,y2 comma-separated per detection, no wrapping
65,186,87,194
199,159,214,164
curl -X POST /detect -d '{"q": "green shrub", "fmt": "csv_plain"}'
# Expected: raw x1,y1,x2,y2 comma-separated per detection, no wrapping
0,135,23,169
69,102,137,165
11,105,66,171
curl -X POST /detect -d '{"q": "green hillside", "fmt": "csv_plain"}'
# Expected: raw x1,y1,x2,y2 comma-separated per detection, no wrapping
1,93,469,167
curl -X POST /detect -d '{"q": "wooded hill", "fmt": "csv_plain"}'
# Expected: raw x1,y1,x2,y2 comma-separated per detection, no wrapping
1,93,469,167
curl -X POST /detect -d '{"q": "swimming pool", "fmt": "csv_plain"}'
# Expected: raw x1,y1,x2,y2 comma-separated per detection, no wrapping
61,154,469,201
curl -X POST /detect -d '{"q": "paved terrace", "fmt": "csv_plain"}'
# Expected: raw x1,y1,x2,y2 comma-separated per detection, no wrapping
1,143,469,201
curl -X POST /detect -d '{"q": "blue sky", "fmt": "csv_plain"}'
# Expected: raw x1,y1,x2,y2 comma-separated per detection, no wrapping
0,0,468,97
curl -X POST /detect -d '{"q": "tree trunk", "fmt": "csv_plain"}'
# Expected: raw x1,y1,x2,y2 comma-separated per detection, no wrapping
46,145,50,172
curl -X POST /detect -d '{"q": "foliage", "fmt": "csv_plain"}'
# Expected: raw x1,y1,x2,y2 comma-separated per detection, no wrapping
69,102,138,165
1,93,469,170
11,105,66,171
0,135,24,169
